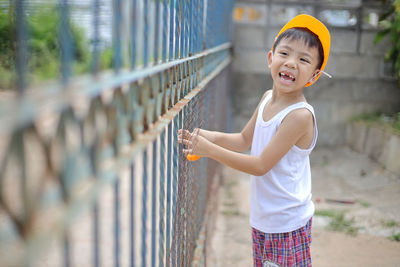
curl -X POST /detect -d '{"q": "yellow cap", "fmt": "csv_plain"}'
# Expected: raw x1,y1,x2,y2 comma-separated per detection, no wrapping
273,14,331,87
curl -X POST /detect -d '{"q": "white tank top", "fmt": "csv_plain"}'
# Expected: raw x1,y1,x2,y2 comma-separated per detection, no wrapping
250,92,317,233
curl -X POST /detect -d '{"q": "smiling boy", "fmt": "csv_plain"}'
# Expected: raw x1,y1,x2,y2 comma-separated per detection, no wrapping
179,14,331,266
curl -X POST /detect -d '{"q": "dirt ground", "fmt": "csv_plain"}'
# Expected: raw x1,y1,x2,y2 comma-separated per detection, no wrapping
208,146,400,267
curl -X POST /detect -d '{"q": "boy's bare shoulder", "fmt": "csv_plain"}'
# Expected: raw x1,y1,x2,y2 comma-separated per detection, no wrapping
284,107,313,127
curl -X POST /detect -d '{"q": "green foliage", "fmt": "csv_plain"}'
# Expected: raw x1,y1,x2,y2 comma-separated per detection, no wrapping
315,209,337,218
352,111,400,134
375,0,400,86
0,5,91,89
381,219,400,228
315,209,359,236
391,232,400,241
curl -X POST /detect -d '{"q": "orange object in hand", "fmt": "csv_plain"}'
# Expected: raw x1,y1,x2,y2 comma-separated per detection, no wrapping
186,154,201,161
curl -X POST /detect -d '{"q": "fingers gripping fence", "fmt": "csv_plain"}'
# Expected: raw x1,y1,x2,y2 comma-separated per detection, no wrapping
0,0,234,266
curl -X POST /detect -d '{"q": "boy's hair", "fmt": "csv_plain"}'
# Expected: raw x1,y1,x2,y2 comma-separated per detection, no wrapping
272,27,324,70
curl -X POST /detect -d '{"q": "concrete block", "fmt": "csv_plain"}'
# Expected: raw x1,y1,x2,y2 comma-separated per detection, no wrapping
330,29,358,54
360,32,390,56
233,48,269,74
385,134,400,175
348,122,368,153
364,125,385,162
332,54,381,79
234,24,265,49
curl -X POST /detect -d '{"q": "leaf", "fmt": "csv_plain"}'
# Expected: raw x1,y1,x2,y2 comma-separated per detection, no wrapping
374,28,390,44
379,5,395,21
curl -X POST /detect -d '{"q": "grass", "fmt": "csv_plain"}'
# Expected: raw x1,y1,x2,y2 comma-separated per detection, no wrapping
390,233,400,242
381,219,400,228
315,209,359,236
357,200,371,208
352,111,400,135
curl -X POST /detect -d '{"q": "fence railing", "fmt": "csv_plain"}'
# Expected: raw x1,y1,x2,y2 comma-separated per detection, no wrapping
0,0,234,266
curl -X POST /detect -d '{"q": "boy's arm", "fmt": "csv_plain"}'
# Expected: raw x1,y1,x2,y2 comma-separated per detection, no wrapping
196,91,271,152
183,108,312,176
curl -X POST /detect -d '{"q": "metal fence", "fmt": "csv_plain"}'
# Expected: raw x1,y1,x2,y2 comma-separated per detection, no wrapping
0,0,234,266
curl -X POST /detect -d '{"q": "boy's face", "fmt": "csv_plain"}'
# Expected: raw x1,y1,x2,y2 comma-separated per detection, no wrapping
268,38,320,92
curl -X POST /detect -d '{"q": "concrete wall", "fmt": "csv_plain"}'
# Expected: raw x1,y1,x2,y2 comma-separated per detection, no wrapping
232,0,400,146
346,122,400,176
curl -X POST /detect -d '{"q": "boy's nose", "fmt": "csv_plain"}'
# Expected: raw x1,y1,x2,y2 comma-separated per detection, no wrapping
284,58,296,69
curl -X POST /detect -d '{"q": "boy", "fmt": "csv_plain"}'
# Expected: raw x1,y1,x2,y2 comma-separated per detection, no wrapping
179,14,330,266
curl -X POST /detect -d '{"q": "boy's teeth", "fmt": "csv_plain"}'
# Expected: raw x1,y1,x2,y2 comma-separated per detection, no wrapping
279,72,295,80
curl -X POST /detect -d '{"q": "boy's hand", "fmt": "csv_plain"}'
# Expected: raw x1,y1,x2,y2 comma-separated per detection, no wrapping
178,129,211,157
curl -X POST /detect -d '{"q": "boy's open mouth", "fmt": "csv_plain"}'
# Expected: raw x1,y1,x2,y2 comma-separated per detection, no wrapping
279,72,296,82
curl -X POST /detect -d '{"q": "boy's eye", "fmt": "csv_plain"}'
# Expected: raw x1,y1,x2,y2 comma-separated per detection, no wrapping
279,52,288,56
300,58,310,63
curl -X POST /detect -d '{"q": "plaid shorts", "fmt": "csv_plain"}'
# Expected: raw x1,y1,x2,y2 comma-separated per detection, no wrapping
252,219,312,267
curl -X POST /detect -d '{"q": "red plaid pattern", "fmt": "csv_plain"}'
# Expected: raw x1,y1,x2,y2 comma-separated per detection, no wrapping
252,219,312,267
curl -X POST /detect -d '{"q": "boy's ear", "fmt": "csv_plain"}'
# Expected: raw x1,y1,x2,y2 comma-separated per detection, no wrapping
267,50,273,68
309,70,321,83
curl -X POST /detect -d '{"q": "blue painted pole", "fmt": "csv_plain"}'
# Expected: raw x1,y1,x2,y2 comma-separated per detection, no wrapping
93,202,100,267
162,0,168,62
175,0,180,59
91,0,100,75
15,0,27,94
159,131,166,267
141,150,148,267
154,0,160,64
169,0,175,61
171,115,179,266
113,0,122,72
166,123,172,266
144,0,149,66
63,231,70,267
151,140,157,267
131,0,137,69
130,163,135,267
59,0,72,85
114,177,120,267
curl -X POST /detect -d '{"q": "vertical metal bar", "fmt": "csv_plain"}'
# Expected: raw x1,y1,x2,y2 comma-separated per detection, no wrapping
175,0,180,59
59,0,72,85
182,0,186,57
92,0,101,75
151,140,157,267
171,116,179,266
176,110,183,266
113,0,122,72
169,0,175,61
189,0,193,55
15,0,27,94
93,202,100,267
144,0,149,66
194,0,198,54
130,163,135,267
141,150,148,267
64,231,70,267
154,0,160,64
159,131,166,267
114,177,120,267
130,0,137,69
202,0,207,50
166,123,172,266
162,0,168,62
